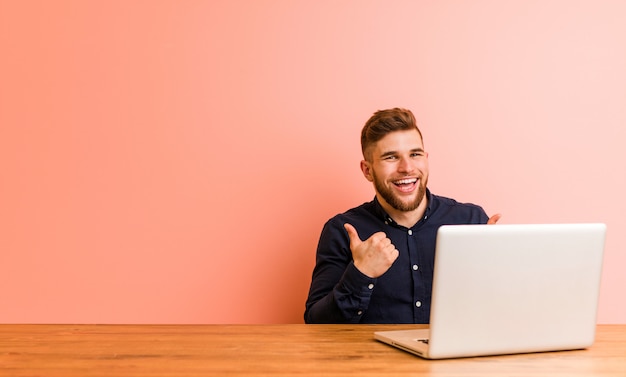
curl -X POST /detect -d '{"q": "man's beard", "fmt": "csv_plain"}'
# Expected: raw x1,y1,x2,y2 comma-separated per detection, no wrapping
373,172,427,212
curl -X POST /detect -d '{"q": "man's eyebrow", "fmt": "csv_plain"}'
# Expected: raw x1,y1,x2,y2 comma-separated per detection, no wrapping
379,148,424,158
379,150,398,158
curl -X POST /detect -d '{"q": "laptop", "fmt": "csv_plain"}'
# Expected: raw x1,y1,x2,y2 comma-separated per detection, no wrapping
374,223,606,359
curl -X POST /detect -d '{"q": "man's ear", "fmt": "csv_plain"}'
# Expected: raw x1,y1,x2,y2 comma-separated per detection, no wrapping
360,160,374,182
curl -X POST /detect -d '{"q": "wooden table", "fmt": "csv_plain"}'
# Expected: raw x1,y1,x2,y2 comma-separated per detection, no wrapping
1,324,625,376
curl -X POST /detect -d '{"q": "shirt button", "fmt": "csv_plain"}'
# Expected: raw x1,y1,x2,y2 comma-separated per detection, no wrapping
412,264,419,271
408,230,413,235
368,283,374,290
357,310,363,316
416,301,422,308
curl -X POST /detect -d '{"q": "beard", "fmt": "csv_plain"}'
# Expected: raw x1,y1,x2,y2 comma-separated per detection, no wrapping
372,171,427,212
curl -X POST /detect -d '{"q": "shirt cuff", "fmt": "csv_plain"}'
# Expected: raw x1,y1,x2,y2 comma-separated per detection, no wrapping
335,262,377,321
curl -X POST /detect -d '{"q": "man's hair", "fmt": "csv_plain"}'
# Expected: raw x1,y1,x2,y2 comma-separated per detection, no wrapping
360,108,423,160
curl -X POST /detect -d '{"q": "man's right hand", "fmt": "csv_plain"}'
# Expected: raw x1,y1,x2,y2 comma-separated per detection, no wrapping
344,223,399,278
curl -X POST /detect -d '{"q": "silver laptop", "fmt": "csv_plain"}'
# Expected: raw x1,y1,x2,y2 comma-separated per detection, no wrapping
374,223,606,359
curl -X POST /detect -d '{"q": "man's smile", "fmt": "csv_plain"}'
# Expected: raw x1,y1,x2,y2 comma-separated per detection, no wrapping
392,177,418,193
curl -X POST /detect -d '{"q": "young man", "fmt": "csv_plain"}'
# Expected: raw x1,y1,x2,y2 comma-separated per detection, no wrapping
304,108,500,324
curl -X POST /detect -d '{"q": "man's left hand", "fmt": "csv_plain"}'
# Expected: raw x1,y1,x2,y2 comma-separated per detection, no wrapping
488,213,502,224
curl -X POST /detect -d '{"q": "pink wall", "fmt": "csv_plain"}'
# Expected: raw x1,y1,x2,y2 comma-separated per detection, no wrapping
1,1,624,324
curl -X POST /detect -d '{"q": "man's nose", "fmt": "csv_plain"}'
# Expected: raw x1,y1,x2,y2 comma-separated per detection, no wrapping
397,157,414,173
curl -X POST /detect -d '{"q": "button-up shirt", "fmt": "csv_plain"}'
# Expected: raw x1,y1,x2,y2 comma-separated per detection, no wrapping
304,190,488,324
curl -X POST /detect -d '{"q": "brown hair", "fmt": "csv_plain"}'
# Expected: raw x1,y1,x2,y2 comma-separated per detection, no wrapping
360,108,423,160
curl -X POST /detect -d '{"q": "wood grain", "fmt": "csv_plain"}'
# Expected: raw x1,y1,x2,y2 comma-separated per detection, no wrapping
1,324,625,376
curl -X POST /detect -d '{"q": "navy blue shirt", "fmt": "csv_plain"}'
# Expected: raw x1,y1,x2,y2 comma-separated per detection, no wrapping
304,190,488,324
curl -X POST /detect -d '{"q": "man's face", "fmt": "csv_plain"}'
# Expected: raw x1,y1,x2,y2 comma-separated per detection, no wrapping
361,129,429,213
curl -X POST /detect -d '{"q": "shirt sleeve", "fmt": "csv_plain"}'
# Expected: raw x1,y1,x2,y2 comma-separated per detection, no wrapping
304,218,377,324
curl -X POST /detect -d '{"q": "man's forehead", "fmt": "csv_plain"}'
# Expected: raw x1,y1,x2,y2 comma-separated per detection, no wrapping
374,129,424,151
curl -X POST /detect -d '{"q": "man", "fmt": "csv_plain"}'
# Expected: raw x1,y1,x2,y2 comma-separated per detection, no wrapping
304,108,500,324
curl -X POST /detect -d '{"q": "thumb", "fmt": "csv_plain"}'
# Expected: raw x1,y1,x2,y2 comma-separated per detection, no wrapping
487,213,502,225
344,223,362,247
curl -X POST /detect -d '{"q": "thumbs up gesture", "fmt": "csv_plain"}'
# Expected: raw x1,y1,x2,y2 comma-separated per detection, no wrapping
344,223,399,278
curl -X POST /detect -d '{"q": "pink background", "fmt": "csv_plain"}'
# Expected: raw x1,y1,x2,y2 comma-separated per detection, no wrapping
1,1,624,324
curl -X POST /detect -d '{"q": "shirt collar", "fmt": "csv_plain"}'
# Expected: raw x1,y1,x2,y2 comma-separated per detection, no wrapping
372,189,433,228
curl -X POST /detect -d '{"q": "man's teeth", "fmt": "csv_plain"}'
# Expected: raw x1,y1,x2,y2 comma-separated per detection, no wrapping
395,178,417,185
